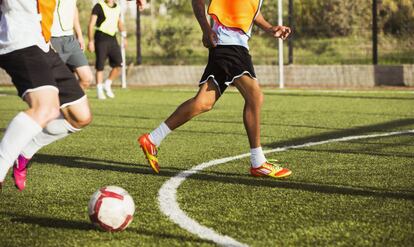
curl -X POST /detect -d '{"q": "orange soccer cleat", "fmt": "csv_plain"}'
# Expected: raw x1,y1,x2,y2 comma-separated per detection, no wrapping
250,160,292,178
138,134,160,173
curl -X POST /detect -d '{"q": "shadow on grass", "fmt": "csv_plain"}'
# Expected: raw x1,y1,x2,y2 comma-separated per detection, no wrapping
4,213,95,230
299,147,414,159
262,92,414,101
190,173,414,201
2,212,211,244
263,118,414,149
29,118,414,202
32,153,414,201
33,154,180,177
91,123,278,138
93,112,342,131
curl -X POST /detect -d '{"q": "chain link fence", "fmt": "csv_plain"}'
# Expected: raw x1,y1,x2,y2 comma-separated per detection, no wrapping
79,0,414,66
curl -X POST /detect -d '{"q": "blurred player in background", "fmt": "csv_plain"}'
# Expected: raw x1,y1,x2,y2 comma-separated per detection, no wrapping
51,0,93,90
138,0,292,179
0,0,93,191
88,0,126,100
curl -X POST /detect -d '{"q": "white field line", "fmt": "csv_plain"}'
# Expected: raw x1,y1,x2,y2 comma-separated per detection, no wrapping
158,129,414,247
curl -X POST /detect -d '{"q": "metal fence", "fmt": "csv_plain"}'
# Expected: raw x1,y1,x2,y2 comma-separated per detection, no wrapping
79,0,414,66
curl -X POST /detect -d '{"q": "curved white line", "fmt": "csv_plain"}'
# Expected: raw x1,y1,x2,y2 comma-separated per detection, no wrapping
158,130,414,246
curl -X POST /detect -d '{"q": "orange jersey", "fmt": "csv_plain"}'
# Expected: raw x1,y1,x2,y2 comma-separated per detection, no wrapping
37,0,57,42
0,0,56,54
208,0,263,34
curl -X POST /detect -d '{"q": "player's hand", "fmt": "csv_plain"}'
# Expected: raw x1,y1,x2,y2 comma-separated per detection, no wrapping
269,25,291,40
202,29,218,48
88,41,95,52
78,37,85,51
136,0,146,11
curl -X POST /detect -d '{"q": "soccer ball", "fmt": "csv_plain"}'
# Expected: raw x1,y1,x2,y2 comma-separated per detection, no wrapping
88,186,135,232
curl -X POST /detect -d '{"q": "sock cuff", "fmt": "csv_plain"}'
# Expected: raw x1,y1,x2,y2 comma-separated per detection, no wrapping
250,146,263,154
63,119,81,133
160,122,172,134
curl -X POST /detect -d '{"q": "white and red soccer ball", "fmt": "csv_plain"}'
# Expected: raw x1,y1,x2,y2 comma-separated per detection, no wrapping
88,186,135,232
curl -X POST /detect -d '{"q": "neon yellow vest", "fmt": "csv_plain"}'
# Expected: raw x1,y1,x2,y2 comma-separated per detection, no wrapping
56,0,76,31
95,1,120,36
208,0,263,34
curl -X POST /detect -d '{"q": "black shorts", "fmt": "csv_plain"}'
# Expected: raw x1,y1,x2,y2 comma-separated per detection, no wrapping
199,45,257,95
0,45,85,107
94,32,122,71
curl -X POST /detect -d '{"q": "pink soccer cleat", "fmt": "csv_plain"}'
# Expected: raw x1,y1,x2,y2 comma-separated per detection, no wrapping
12,155,31,191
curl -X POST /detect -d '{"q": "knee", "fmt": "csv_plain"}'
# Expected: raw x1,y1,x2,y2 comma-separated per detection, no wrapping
71,113,93,129
80,73,93,88
32,106,61,124
195,99,214,113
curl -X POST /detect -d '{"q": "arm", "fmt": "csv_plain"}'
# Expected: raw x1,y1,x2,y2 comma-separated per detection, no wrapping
191,0,217,48
254,12,291,40
73,6,85,50
118,19,127,48
87,14,98,52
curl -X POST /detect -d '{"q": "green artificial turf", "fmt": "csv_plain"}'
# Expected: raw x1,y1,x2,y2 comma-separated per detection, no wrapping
0,87,413,246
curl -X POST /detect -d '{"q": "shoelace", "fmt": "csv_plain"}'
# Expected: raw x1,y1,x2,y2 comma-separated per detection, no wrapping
266,159,283,170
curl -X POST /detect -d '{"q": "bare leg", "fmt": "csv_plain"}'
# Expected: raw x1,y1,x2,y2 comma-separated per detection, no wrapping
0,89,61,182
24,88,62,127
20,96,92,159
232,75,264,148
60,96,92,128
108,66,121,81
165,79,220,130
96,70,104,85
74,65,93,90
138,79,220,173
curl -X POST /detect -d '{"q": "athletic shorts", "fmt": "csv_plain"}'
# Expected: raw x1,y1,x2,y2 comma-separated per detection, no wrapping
51,35,89,70
199,45,257,95
94,36,122,71
0,45,85,108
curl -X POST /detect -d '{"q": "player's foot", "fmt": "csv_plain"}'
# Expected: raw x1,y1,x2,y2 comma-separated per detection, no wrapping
104,84,115,98
97,85,106,100
250,161,292,178
12,155,30,191
138,134,159,173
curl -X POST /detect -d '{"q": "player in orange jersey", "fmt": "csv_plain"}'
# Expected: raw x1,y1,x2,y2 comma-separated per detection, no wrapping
138,0,292,179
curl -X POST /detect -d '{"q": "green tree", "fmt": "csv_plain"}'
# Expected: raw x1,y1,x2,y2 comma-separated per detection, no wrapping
381,0,414,35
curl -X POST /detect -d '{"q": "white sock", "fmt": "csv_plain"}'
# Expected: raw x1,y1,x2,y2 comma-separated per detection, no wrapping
0,112,42,181
21,115,81,159
104,79,112,89
250,147,267,168
97,83,104,91
149,122,171,147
